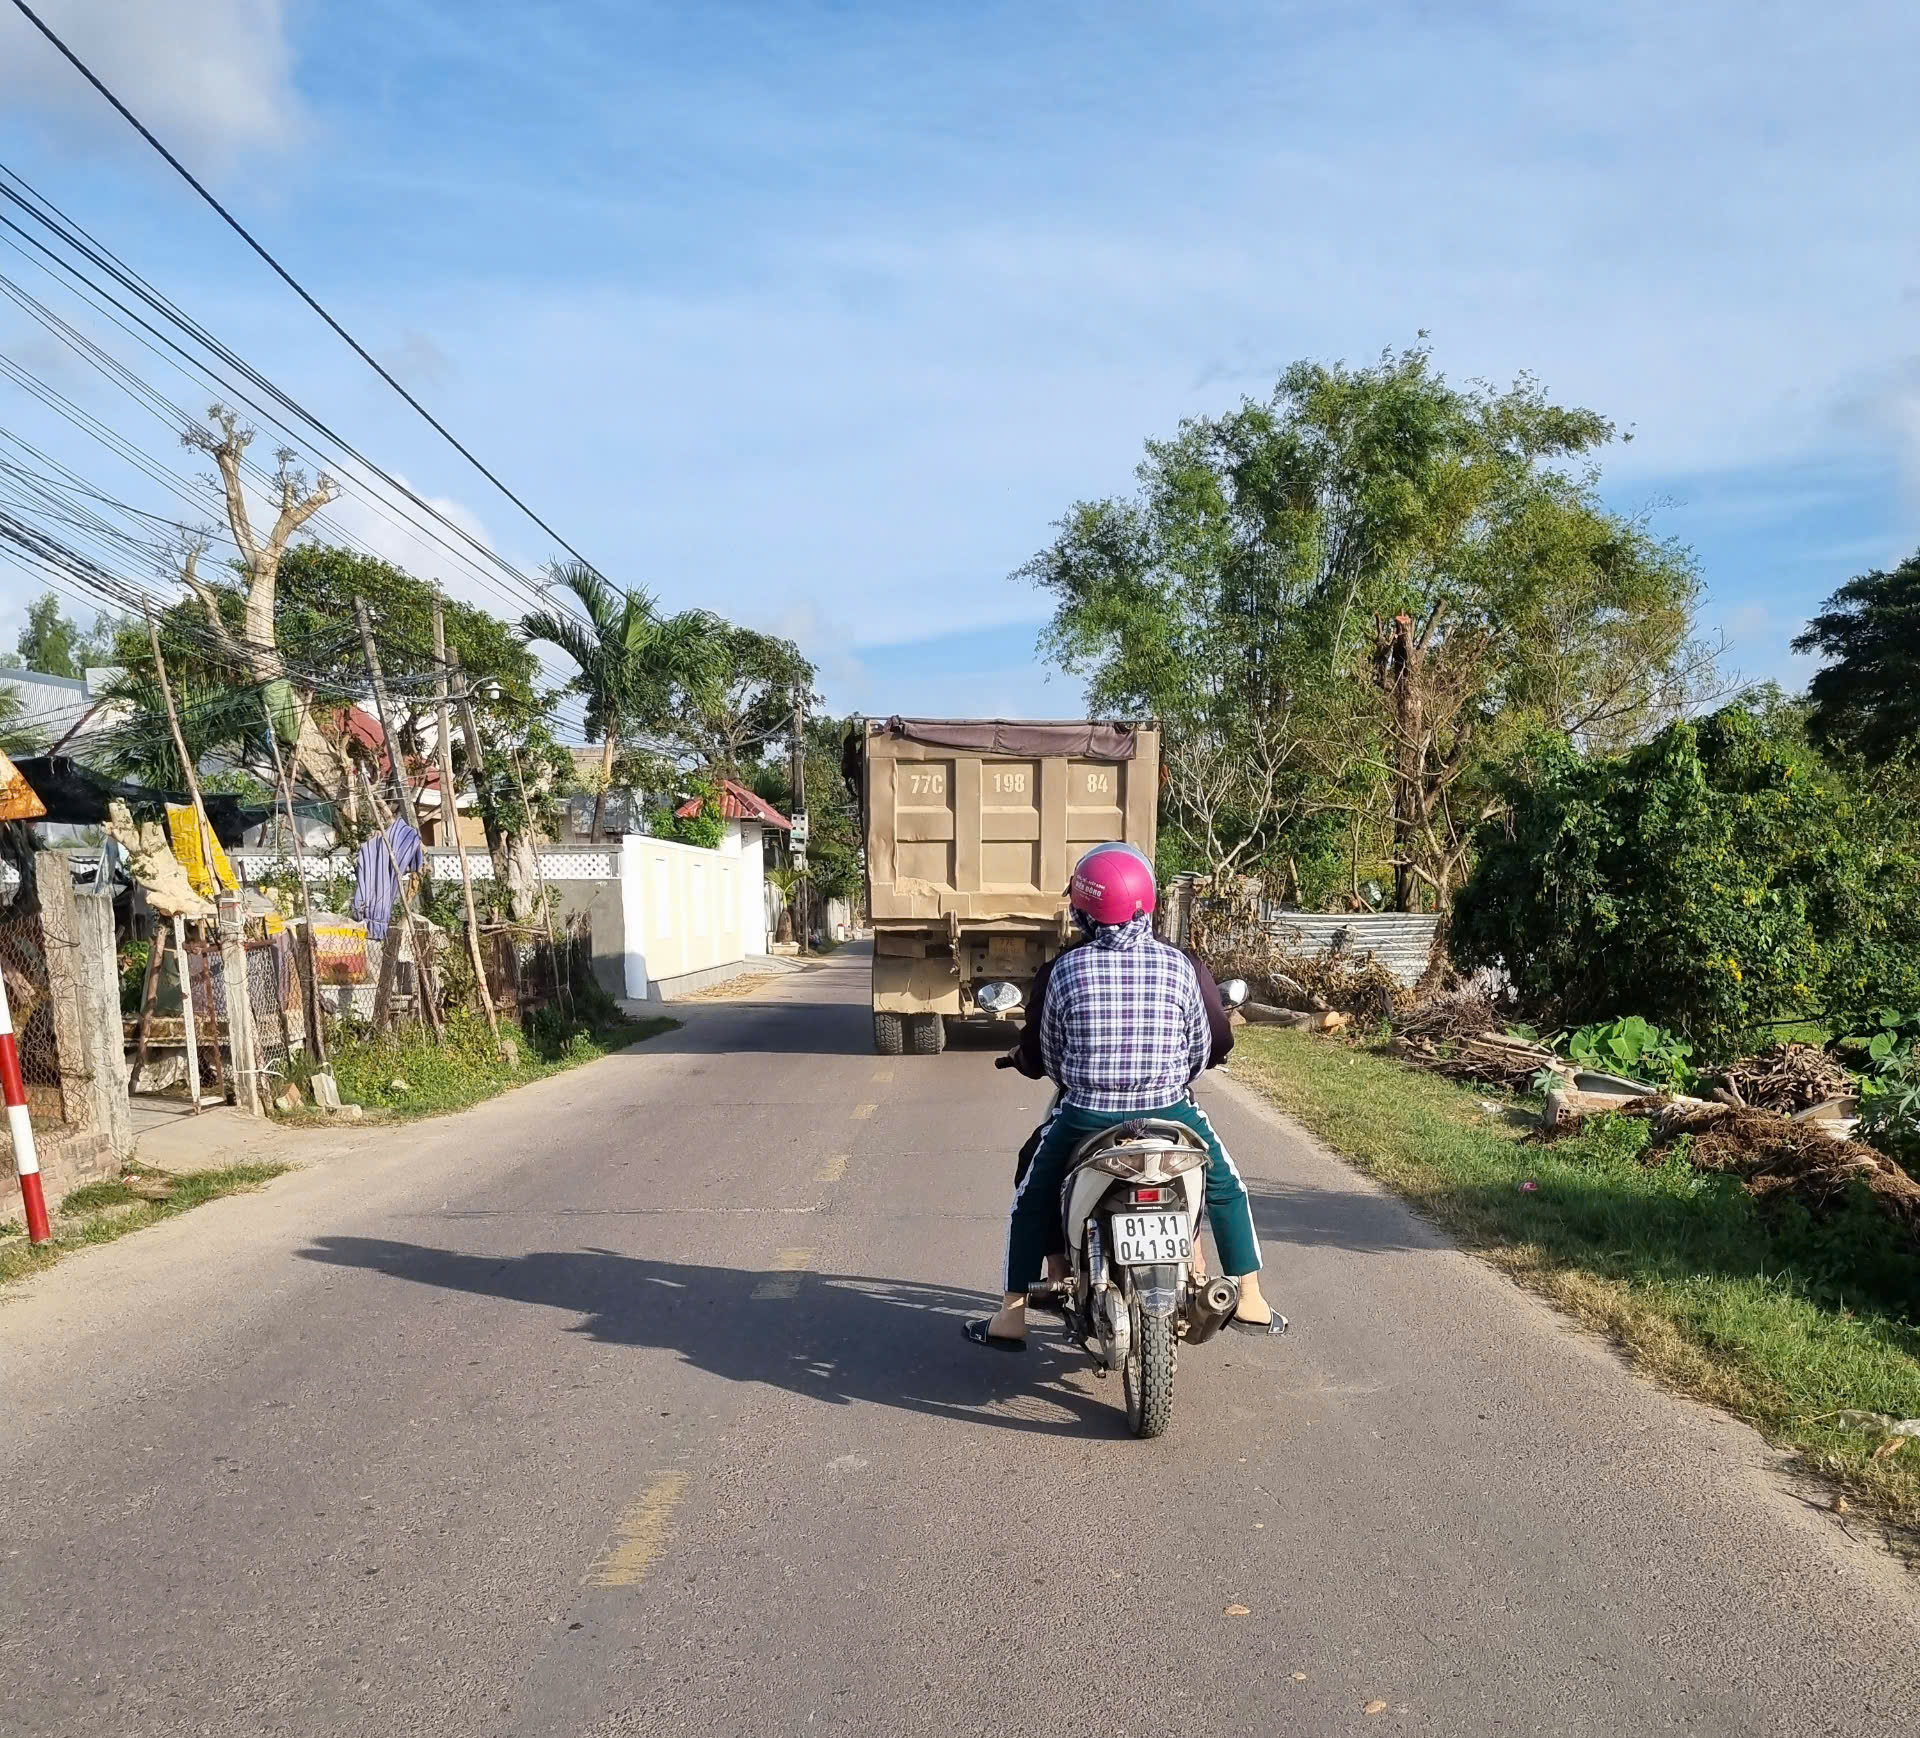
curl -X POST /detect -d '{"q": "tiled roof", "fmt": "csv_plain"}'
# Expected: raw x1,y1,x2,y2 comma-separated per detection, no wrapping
675,777,790,830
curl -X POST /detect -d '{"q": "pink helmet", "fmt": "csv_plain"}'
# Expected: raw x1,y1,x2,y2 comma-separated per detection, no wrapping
1069,842,1157,927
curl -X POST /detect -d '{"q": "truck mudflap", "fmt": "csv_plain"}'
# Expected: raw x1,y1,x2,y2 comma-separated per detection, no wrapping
871,952,962,1015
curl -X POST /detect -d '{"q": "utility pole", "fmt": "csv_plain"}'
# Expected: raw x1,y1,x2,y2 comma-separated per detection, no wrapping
791,695,808,953
435,602,499,1037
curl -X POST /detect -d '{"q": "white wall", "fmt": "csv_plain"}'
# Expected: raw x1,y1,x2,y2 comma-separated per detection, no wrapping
616,833,748,999
723,820,769,956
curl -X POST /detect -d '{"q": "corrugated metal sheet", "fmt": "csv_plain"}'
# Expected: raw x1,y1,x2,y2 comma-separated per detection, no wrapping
1263,911,1440,987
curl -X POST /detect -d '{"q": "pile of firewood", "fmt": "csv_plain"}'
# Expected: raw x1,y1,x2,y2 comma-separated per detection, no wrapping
1703,1043,1856,1115
1392,1029,1557,1090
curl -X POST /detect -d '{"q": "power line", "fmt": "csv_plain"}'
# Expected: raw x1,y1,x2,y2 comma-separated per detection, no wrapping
0,173,576,625
6,0,605,581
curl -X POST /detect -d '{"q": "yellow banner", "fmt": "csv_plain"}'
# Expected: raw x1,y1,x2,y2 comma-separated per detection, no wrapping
166,805,237,899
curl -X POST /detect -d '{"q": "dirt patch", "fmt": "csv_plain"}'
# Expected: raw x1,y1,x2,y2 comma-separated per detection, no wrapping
679,972,784,1002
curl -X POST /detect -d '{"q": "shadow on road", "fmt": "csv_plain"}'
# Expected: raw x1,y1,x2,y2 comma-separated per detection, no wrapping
296,1237,1128,1438
1243,1176,1438,1257
646,1006,1018,1060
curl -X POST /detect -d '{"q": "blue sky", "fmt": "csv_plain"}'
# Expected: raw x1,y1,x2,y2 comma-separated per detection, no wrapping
1,0,1916,725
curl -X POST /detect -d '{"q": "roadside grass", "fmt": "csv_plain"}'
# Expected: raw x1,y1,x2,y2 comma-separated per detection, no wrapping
0,1163,291,1287
306,1007,677,1121
1232,1028,1920,1537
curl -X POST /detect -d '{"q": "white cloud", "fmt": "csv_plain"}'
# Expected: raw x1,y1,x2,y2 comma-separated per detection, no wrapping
0,0,301,168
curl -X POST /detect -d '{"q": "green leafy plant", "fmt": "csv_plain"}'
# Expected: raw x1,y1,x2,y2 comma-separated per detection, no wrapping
1565,1015,1695,1089
649,773,727,849
119,939,151,1015
1851,1016,1920,1169
1840,1006,1920,1068
1453,700,1920,1061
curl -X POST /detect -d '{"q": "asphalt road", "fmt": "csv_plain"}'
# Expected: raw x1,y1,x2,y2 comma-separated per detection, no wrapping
2,946,1916,1736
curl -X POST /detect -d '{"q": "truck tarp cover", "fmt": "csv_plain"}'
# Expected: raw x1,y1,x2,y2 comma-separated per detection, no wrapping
880,717,1139,759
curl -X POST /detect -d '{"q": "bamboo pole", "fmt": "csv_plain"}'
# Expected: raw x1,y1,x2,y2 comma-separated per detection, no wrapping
434,602,498,1037
356,764,444,1041
508,742,573,1023
146,612,249,1111
259,693,328,1070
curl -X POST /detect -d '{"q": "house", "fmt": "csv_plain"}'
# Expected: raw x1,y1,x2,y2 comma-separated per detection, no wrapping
0,666,127,759
674,778,791,956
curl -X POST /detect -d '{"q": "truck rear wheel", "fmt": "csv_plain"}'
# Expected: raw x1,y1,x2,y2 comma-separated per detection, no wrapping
909,1013,946,1055
873,1011,905,1055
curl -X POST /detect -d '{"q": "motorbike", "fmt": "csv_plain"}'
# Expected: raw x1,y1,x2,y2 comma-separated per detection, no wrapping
989,975,1258,1439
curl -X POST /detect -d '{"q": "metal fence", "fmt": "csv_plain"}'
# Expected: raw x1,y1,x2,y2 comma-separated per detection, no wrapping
1168,876,1442,989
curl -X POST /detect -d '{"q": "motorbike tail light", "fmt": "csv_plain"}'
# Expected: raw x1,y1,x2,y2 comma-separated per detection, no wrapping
1130,1186,1170,1205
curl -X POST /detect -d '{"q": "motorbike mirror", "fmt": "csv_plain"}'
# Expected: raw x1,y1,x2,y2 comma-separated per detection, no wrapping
1221,978,1250,1008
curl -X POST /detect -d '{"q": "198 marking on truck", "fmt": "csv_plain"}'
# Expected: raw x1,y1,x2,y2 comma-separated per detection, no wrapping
991,770,1028,795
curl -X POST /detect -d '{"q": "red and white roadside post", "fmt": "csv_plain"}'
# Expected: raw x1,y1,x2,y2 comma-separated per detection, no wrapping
0,964,50,1244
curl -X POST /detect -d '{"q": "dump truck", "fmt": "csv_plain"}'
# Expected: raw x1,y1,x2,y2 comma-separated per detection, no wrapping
854,716,1160,1055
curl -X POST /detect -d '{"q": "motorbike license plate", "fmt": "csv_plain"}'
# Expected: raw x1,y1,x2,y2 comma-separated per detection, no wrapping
1112,1211,1191,1265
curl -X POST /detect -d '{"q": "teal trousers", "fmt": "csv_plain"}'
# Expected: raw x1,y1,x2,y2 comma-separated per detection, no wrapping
1003,1097,1262,1293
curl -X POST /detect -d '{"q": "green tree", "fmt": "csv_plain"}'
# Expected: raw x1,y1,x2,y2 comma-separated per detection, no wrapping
1,591,115,678
1027,346,1712,906
1450,699,1920,1059
96,546,546,815
1793,549,1920,769
521,562,727,842
679,626,818,777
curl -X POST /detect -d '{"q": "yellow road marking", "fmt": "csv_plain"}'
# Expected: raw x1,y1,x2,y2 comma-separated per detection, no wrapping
872,1068,894,1083
750,1247,815,1300
585,1470,690,1588
851,1102,876,1120
814,1153,849,1183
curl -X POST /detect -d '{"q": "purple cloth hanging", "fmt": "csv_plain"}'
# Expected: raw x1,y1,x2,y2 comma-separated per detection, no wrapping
350,819,423,941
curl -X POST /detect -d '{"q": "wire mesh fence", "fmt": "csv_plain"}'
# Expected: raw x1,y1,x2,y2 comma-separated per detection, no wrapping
0,866,70,1137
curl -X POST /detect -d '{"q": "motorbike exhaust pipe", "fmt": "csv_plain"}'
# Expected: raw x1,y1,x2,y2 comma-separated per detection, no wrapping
1183,1276,1242,1346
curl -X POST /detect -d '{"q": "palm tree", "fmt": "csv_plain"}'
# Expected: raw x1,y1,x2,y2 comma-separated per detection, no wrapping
0,682,42,755
521,563,726,842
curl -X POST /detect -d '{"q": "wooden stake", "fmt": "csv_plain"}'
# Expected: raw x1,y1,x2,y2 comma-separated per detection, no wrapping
434,602,498,1037
508,741,573,1023
129,921,166,1090
450,648,520,1011
356,764,444,1040
259,693,328,1069
172,916,205,1113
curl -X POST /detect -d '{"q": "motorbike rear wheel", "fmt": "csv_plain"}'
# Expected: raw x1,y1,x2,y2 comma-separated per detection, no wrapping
1122,1296,1174,1439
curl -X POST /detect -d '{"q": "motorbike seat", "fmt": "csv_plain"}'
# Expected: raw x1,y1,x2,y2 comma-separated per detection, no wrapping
1067,1118,1207,1170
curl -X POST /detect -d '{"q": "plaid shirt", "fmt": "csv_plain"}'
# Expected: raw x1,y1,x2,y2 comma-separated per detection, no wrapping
1039,914,1210,1111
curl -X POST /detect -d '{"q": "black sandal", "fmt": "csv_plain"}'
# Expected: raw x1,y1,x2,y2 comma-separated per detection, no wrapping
1227,1313,1289,1337
961,1317,1027,1353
